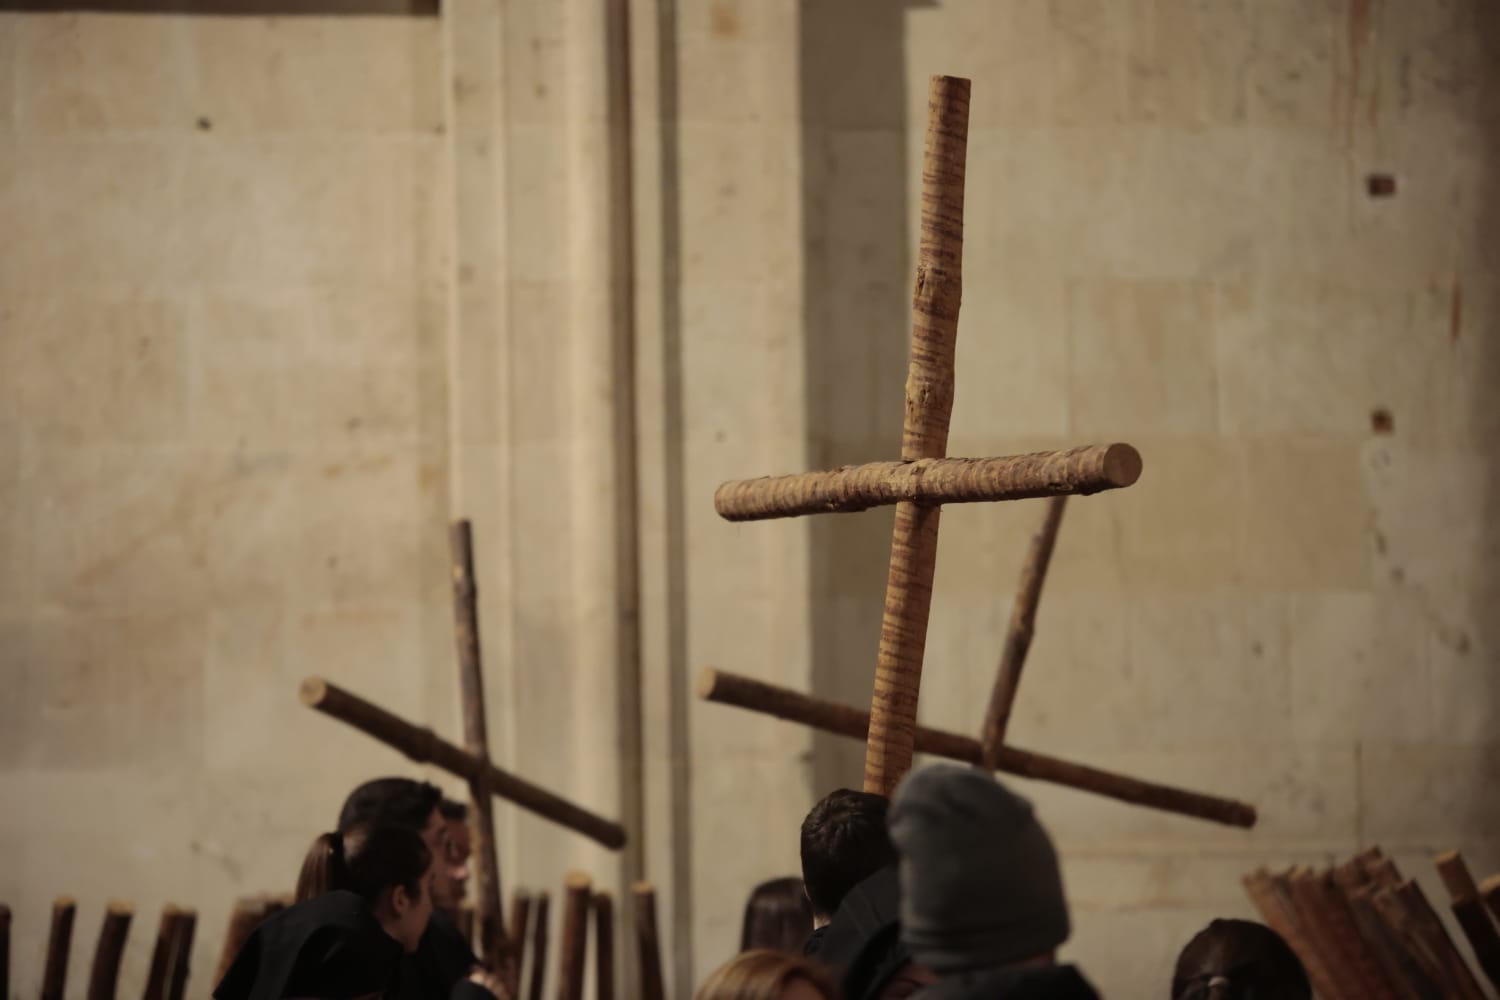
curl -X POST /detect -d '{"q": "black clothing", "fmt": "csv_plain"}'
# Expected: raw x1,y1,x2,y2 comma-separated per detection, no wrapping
393,910,484,1000
915,963,1101,1000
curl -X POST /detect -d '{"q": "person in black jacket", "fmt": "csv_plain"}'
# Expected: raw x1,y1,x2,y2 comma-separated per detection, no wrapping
800,788,899,957
887,764,1101,1000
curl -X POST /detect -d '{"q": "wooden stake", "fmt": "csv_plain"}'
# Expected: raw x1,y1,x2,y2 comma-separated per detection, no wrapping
528,892,550,1000
0,903,9,1000
86,902,134,1000
300,677,627,848
1481,874,1500,928
1285,867,1368,1000
1373,881,1485,1000
1434,850,1500,991
592,893,614,1000
166,908,196,1000
558,874,591,1000
450,520,509,970
1243,870,1341,1000
632,883,665,1000
41,896,76,1000
979,495,1067,766
715,447,1140,521
698,668,1256,826
1333,864,1427,1000
863,73,970,796
146,905,184,1000
509,890,534,994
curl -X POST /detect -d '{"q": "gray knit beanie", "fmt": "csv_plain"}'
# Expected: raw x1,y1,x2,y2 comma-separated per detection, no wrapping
888,764,1070,973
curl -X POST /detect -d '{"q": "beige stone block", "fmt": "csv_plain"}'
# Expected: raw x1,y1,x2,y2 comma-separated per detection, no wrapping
821,129,909,290
1287,591,1432,745
177,138,402,286
1124,0,1251,127
1063,852,1277,913
915,591,1003,734
905,1,1049,128
15,13,186,133
1049,0,1129,126
1132,593,1294,750
0,14,15,134
1110,436,1245,591
7,292,190,446
964,126,1062,282
1429,590,1500,746
186,15,442,134
202,605,290,770
286,604,430,720
677,29,762,124
797,1,906,130
1245,0,1338,132
389,136,450,290
281,448,442,608
678,123,770,284
1365,440,1495,598
1359,743,1500,844
502,0,567,127
1239,437,1370,589
1069,904,1246,998
0,433,33,609
503,125,571,281
1046,127,1137,276
0,138,179,290
1066,277,1218,436
807,279,909,462
1214,274,1436,436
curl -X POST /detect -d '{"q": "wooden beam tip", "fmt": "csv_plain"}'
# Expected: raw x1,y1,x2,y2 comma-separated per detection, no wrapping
565,872,593,891
592,890,613,905
694,668,721,699
54,896,77,909
106,900,134,915
631,881,656,896
298,676,328,705
1104,443,1144,487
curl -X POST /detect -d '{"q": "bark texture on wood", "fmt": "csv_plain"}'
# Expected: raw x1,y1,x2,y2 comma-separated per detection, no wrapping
86,902,133,1000
979,495,1067,766
557,874,591,1000
450,521,509,970
863,74,971,797
1372,881,1486,1000
166,908,196,1000
592,893,614,1000
527,892,550,1000
632,883,665,1000
1243,871,1341,1000
1434,850,1500,991
300,677,627,848
41,896,76,1000
146,905,185,1000
1285,867,1365,1000
698,668,1256,827
714,446,1141,522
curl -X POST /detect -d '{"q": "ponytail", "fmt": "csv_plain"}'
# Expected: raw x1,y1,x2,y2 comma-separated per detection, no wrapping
295,831,350,903
295,825,431,907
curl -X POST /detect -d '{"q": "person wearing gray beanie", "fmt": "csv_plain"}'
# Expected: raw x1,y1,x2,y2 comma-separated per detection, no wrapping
888,764,1100,999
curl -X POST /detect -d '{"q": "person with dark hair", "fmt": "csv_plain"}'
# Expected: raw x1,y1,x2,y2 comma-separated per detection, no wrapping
887,764,1100,999
741,877,815,954
294,823,437,953
1170,919,1311,1000
438,798,473,917
695,949,838,1000
800,787,898,957
337,778,502,1000
214,890,403,1000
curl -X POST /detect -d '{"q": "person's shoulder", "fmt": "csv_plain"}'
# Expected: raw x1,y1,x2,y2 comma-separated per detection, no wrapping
914,964,1102,1000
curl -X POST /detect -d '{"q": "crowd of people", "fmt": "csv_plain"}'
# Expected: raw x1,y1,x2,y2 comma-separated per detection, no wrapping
211,766,1311,999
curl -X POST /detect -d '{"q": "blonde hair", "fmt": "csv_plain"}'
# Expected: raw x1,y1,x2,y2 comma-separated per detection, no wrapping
694,949,837,1000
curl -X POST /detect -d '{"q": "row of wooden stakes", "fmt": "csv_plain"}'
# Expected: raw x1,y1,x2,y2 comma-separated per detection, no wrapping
215,876,669,1000
1244,846,1500,999
0,899,196,1000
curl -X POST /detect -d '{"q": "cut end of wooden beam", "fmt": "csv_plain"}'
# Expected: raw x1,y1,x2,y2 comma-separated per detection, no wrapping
1435,849,1479,901
53,896,77,909
105,901,134,916
1480,874,1500,897
298,676,328,706
1103,443,1143,487
565,872,593,891
695,668,722,699
631,882,656,897
592,891,613,905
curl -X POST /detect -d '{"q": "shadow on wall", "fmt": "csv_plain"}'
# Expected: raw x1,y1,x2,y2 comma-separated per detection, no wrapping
800,0,929,796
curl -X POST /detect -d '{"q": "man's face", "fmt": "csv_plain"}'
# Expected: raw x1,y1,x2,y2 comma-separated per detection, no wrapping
419,807,460,911
444,816,472,906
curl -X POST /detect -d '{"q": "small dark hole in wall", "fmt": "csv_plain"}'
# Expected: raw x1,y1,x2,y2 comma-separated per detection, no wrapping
196,116,213,131
1367,173,1397,197
1371,407,1394,433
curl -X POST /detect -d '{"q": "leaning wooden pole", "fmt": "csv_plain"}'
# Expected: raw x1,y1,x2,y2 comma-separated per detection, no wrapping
166,908,196,1000
527,892,551,1000
300,677,627,848
633,883,665,1000
41,896,77,1000
979,495,1067,766
699,668,1256,827
593,893,614,1000
145,904,184,1000
1435,850,1500,991
509,890,534,993
1482,875,1500,928
86,901,134,1000
864,73,970,797
557,874,591,1000
450,520,509,971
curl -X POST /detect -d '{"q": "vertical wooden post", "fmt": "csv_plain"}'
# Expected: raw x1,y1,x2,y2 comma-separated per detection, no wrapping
166,908,196,1000
557,874,591,1000
1435,850,1500,991
864,74,970,796
979,495,1066,767
527,891,551,1000
0,903,10,1000
41,896,77,1000
450,520,509,971
1482,875,1500,928
509,890,534,994
86,902,134,1000
145,904,183,1000
592,893,614,1000
632,883,665,1000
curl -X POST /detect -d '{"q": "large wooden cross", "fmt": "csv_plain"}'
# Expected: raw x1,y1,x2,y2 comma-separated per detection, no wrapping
712,75,1141,797
706,73,1256,829
300,519,627,974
